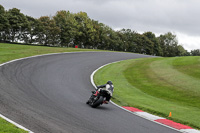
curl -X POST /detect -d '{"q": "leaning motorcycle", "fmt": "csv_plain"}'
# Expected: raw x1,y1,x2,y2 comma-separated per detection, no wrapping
86,89,112,108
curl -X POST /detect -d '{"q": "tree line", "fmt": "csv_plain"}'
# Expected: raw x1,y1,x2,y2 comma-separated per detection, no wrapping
0,5,198,56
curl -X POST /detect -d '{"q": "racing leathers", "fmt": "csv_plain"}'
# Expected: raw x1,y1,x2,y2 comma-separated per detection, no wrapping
96,83,114,102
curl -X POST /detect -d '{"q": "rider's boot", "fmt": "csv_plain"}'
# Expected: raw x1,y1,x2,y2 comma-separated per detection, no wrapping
103,101,109,104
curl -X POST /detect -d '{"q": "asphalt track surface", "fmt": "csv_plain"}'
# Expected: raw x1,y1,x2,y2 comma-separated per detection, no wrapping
0,52,180,133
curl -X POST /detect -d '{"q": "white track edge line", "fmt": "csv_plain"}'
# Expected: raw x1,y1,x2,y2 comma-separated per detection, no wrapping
90,61,200,133
0,114,33,133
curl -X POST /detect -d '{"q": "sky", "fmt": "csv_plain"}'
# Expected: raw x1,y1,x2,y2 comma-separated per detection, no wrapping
1,0,200,51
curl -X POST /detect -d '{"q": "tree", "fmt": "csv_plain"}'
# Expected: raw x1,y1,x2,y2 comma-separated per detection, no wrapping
53,10,72,46
107,29,121,51
176,45,188,56
143,32,162,56
6,8,28,42
158,32,179,57
36,16,60,46
36,16,49,45
117,29,136,52
0,5,9,41
90,20,101,49
97,24,116,50
191,49,200,56
131,33,153,55
73,11,97,48
48,19,61,46
24,16,39,44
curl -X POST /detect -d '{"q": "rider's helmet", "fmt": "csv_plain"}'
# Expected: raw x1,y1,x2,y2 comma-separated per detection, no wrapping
107,81,113,85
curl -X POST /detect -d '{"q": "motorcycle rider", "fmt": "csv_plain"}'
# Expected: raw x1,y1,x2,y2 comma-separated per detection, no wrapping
86,81,114,104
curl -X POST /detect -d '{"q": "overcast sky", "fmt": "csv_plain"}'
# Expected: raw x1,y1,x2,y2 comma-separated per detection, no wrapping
1,0,200,51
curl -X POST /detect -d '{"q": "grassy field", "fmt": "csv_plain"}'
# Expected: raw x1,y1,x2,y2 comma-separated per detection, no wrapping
0,43,100,64
0,43,101,133
94,56,200,129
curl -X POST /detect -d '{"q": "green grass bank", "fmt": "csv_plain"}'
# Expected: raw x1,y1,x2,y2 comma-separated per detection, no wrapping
0,43,100,133
0,43,100,64
94,56,200,129
0,118,28,133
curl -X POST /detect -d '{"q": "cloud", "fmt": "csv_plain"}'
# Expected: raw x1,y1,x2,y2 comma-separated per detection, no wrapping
177,32,200,51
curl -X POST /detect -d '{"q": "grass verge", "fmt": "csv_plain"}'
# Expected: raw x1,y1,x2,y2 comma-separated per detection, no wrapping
0,43,100,64
0,43,101,132
0,118,28,133
94,56,200,130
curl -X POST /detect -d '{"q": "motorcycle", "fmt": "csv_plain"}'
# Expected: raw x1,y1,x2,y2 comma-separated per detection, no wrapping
86,89,112,108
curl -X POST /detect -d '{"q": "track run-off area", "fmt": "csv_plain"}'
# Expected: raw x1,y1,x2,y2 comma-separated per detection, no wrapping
0,52,187,133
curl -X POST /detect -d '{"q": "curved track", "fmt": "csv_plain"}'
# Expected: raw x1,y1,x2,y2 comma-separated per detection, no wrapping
0,52,179,133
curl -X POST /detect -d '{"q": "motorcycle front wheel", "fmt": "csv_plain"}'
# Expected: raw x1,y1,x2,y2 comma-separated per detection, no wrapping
91,96,104,108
